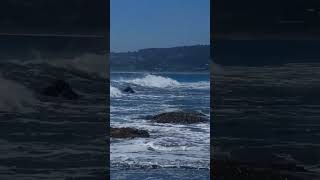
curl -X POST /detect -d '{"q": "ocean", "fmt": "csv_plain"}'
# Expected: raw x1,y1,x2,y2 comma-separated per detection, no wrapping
2,59,320,179
110,72,210,179
0,59,108,179
213,63,320,175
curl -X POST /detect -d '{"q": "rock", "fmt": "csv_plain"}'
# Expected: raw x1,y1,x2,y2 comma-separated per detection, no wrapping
123,86,135,93
43,79,79,100
149,111,208,124
111,127,150,139
147,147,155,151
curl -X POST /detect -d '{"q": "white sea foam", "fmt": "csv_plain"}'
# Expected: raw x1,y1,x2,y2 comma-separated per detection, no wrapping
115,74,209,89
111,136,209,169
110,86,123,98
110,73,210,169
146,139,190,151
125,74,180,88
0,75,37,113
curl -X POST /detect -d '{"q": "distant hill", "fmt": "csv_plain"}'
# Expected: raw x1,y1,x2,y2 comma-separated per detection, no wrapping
110,45,210,72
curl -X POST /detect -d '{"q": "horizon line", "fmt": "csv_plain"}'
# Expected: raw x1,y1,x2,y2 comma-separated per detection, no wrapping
111,44,210,53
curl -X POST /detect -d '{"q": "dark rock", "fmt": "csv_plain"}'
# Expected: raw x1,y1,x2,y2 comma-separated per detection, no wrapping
147,147,155,151
123,86,135,93
111,127,150,139
43,79,79,100
149,111,208,124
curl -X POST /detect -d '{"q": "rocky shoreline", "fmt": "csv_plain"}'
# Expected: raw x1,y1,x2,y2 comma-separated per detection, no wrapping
110,109,320,179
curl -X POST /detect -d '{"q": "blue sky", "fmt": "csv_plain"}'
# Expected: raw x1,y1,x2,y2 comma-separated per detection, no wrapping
111,0,210,52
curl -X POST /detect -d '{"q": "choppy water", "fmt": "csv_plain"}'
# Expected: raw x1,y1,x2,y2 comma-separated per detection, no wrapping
110,73,210,179
0,58,108,179
213,63,320,175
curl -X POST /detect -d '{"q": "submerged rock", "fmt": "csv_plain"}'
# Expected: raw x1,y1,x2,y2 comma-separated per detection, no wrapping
111,127,150,139
43,79,79,100
149,111,208,124
123,86,135,93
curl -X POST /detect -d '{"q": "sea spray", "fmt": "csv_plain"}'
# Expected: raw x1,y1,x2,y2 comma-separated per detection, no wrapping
110,86,123,98
126,74,180,88
0,75,37,112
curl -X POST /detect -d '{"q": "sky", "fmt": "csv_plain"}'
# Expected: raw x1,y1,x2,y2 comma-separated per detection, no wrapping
111,0,210,52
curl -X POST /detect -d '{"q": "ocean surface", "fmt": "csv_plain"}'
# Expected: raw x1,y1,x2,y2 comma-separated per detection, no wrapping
0,58,108,179
213,63,320,175
110,72,210,179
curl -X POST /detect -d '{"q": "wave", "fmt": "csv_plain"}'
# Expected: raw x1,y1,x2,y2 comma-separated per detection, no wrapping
0,75,37,113
9,53,108,79
123,74,180,88
114,74,209,89
110,86,123,98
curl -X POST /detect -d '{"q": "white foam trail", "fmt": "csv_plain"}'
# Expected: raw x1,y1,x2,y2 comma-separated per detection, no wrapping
0,75,37,113
110,86,123,98
146,141,189,151
181,81,210,90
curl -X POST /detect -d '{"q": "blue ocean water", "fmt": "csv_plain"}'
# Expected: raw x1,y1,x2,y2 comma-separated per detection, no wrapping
110,72,210,179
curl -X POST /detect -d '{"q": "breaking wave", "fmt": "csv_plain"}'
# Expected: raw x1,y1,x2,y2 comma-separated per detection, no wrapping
115,74,209,89
124,74,180,88
10,53,108,79
110,86,123,98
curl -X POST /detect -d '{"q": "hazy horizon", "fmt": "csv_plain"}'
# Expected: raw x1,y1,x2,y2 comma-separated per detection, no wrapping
110,44,210,53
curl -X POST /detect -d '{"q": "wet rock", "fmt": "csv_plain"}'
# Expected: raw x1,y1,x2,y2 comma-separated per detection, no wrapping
43,79,79,100
147,147,155,151
149,111,208,124
123,86,135,93
111,127,150,139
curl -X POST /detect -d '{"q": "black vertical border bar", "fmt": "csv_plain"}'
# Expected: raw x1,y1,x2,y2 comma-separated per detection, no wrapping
210,0,216,177
105,0,111,178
